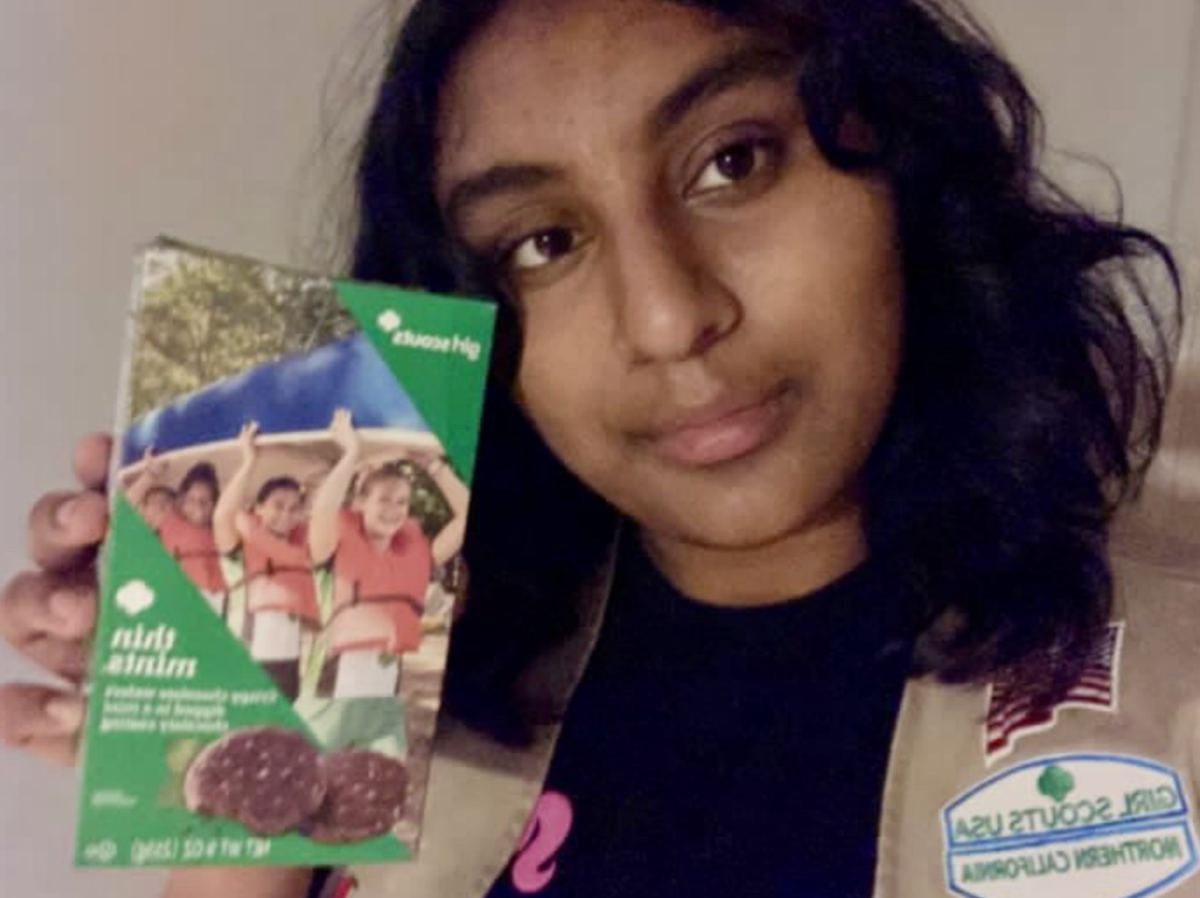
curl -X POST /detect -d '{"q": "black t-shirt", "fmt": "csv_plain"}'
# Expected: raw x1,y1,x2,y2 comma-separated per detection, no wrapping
484,542,913,898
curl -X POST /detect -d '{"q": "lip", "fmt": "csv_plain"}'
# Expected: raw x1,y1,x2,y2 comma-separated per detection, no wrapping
648,383,792,468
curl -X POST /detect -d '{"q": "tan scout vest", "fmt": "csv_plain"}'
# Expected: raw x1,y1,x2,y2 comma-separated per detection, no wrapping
334,551,1200,898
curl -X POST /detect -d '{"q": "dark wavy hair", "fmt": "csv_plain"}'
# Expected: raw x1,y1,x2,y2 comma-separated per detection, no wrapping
254,476,301,507
349,0,1180,738
179,462,220,501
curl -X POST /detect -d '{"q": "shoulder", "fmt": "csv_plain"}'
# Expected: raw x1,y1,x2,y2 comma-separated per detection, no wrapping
1111,550,1200,641
1109,551,1200,701
332,509,366,558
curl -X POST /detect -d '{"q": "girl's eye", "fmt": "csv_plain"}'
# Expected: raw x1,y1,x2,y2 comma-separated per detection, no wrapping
688,138,778,196
506,226,577,272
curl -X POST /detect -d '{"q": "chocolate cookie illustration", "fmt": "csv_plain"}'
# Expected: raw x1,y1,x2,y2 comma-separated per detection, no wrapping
184,727,325,836
304,749,408,843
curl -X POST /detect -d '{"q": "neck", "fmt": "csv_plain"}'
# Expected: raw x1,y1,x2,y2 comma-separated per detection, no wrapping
640,503,867,608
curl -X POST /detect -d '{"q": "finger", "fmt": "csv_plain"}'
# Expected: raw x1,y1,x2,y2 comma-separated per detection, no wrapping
74,433,113,492
0,571,97,643
18,636,90,683
27,489,108,572
0,684,85,766
165,866,314,897
0,572,96,680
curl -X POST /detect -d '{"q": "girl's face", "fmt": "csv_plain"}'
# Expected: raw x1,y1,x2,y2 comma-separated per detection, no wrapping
142,490,173,531
255,487,304,539
356,476,412,543
179,483,216,528
436,0,903,571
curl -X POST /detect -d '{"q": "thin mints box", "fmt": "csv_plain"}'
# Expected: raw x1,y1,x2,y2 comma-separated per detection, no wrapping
76,238,495,868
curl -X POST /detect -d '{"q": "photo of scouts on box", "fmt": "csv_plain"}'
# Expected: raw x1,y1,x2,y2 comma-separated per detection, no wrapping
213,423,322,701
116,414,466,706
309,408,468,700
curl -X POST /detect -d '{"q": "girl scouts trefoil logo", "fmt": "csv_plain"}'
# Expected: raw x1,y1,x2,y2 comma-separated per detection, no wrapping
376,310,402,333
942,754,1199,898
376,307,482,362
115,580,155,616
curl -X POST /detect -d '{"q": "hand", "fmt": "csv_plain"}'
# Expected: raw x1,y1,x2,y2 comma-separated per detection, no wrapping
329,408,360,456
410,448,440,470
421,454,449,478
163,866,314,898
142,445,169,480
237,421,260,463
0,433,109,765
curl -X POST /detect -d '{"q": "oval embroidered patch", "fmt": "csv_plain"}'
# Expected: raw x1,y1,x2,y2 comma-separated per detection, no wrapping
942,754,1198,898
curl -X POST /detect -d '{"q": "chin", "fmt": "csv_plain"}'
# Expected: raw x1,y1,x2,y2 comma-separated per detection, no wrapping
637,471,865,554
680,513,805,552
645,493,798,551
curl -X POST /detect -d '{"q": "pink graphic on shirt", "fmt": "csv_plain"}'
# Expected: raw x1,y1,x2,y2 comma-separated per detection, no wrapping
511,791,574,894
326,873,358,898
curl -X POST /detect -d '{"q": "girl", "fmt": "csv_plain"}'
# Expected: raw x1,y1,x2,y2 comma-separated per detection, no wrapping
307,409,468,699
213,421,320,701
127,455,229,618
139,485,176,532
1,1,1191,897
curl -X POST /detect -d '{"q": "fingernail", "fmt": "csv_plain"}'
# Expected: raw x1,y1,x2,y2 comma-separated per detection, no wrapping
54,498,80,529
46,696,84,731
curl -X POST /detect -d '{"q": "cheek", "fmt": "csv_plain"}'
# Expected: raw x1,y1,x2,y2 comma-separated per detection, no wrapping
516,314,617,471
736,176,903,397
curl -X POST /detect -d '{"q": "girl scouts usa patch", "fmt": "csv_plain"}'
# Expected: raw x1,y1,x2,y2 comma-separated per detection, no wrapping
942,754,1198,898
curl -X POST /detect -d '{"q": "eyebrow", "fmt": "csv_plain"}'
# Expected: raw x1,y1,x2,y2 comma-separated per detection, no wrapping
649,43,799,140
442,43,799,230
445,164,566,233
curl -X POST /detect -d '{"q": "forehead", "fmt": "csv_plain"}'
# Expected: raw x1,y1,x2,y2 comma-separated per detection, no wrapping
364,474,411,496
437,0,757,187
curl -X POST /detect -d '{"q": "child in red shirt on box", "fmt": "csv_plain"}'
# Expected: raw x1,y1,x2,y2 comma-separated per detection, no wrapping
214,422,320,700
127,454,228,616
308,409,468,698
138,484,175,531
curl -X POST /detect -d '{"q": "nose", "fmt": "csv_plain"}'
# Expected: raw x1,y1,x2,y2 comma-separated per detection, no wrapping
607,211,740,364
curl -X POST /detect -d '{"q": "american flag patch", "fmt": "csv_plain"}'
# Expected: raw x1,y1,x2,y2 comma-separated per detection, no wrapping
983,622,1124,765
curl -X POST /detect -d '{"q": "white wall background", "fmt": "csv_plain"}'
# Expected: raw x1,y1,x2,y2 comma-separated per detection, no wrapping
0,1,1197,896
0,2,390,894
